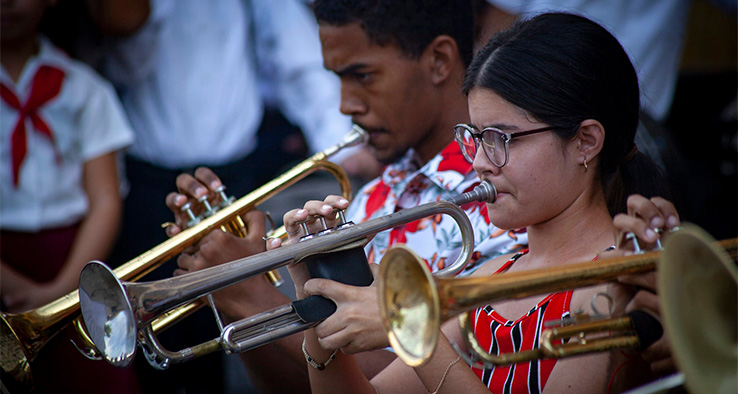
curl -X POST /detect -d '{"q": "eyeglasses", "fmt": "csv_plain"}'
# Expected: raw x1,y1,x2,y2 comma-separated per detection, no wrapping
453,123,557,167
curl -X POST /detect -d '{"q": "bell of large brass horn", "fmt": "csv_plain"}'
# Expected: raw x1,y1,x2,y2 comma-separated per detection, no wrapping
78,181,497,369
659,224,737,394
379,225,738,368
0,125,365,390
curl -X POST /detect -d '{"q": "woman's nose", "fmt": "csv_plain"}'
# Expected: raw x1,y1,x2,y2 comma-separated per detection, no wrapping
472,146,500,175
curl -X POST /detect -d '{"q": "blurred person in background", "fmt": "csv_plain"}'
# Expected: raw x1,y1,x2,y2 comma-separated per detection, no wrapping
72,0,383,392
0,0,136,392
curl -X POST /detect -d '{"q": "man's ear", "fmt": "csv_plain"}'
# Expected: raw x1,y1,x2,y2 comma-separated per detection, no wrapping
576,119,605,164
423,35,461,85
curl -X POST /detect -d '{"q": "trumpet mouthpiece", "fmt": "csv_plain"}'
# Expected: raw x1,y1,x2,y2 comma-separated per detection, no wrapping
347,124,369,147
322,125,368,159
446,181,497,206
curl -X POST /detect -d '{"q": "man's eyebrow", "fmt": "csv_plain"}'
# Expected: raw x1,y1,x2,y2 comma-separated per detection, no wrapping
334,63,369,76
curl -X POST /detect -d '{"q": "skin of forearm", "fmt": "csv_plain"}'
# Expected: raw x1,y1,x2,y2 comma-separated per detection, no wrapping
410,336,489,394
306,330,377,394
212,275,293,324
238,333,311,394
54,197,120,295
54,155,122,295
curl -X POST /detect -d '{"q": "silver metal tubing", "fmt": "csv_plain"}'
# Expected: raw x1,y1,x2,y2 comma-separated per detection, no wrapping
79,181,495,367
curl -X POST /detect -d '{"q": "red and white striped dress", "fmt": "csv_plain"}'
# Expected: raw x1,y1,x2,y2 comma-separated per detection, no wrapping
471,249,573,394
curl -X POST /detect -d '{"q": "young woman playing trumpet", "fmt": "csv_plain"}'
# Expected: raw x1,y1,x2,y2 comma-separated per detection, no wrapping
286,12,676,394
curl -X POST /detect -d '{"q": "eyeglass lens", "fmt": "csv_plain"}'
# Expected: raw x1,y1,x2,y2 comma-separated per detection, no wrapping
454,126,505,166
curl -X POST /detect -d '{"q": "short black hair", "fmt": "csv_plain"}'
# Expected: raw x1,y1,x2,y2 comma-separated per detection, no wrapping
312,0,475,67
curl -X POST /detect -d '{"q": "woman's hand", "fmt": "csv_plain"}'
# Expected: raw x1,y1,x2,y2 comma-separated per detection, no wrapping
614,195,680,253
281,195,350,240
613,194,680,375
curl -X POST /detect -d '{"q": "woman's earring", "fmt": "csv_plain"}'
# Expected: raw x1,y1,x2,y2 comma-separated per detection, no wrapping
583,157,588,172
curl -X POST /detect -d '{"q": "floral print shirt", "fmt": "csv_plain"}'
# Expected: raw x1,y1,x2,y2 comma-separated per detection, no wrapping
346,142,527,276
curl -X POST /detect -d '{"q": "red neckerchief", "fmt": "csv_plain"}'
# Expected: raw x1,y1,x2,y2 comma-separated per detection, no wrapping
1,65,65,187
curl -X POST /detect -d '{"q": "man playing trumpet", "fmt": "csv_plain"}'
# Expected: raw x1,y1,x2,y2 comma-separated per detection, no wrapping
165,1,523,392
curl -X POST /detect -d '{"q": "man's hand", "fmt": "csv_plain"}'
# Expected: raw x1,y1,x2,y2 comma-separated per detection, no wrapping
173,209,274,322
174,210,268,275
165,167,227,237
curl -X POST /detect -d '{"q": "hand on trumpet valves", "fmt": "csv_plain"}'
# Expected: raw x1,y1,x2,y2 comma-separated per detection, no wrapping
164,167,229,236
613,194,680,255
174,209,268,274
610,194,680,376
282,195,351,242
279,195,351,297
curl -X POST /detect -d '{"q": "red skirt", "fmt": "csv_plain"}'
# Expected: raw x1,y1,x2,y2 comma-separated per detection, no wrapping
1,224,141,393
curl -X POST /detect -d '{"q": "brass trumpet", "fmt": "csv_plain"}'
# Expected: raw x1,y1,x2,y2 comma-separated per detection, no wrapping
379,225,738,368
658,224,737,394
0,125,365,389
78,181,497,368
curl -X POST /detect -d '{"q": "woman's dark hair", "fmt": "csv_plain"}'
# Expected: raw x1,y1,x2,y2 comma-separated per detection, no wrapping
463,12,671,215
312,0,475,67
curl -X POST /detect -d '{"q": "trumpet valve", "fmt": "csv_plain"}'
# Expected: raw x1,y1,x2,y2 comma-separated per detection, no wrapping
296,209,351,241
336,209,349,226
214,185,235,208
297,219,314,241
199,195,216,218
181,202,201,227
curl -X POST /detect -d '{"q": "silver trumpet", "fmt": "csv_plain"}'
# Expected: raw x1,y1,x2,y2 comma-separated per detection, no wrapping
78,181,497,369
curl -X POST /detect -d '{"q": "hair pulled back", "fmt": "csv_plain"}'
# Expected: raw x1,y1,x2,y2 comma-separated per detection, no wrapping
463,12,670,214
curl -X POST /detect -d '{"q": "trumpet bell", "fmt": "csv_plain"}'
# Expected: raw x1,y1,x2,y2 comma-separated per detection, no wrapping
78,262,136,368
1,315,32,388
379,245,440,367
660,224,737,394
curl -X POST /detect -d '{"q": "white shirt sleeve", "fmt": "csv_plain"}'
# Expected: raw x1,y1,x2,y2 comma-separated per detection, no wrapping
76,71,135,160
249,0,356,161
